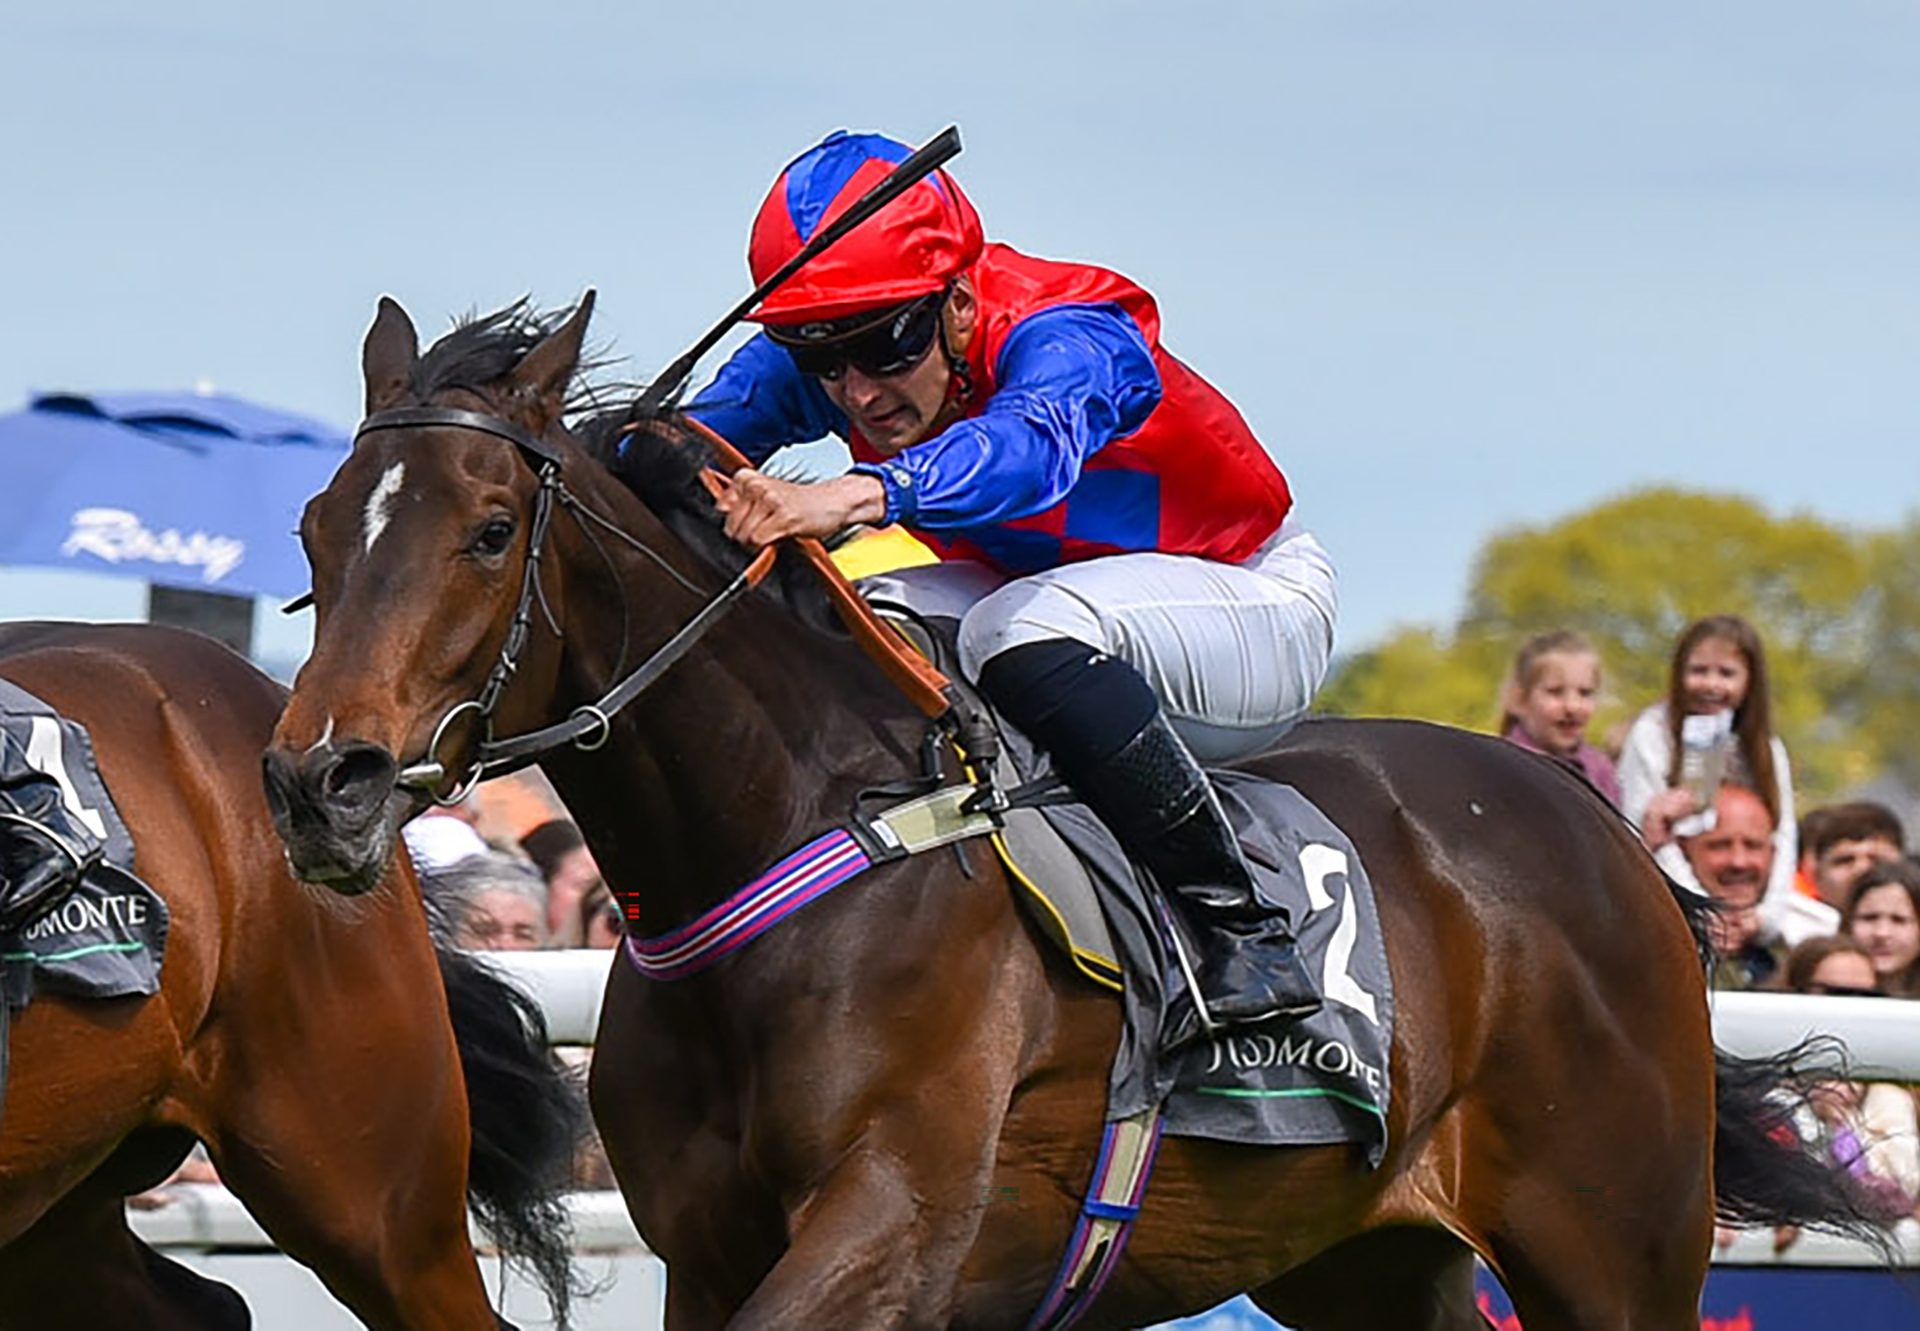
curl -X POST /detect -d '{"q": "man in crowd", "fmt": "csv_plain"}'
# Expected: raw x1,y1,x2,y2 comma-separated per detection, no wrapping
1681,785,1791,990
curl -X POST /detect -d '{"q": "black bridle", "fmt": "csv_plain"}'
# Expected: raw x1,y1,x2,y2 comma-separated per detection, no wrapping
351,405,775,804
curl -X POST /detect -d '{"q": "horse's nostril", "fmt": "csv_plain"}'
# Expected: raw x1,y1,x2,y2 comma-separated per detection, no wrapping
325,746,397,806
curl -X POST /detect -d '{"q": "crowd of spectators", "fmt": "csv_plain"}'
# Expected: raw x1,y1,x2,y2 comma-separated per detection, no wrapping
1498,615,1920,1229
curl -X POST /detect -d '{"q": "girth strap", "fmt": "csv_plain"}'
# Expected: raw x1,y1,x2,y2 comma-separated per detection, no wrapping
1024,1109,1166,1331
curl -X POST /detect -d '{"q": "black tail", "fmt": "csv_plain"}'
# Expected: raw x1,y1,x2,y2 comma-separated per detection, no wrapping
1663,881,1902,1251
1712,1040,1898,1248
437,940,592,1328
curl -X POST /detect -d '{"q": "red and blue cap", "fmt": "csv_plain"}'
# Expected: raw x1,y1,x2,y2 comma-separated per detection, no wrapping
747,131,984,327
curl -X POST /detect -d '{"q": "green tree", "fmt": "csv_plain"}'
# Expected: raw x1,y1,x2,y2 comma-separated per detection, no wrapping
1862,515,1920,787
1314,625,1507,733
1319,488,1887,803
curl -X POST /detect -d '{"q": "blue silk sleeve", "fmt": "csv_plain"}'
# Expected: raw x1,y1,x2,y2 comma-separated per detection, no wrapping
850,303,1161,528
684,333,847,464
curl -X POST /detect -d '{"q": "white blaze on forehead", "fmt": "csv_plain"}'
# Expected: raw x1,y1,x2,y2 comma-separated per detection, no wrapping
362,461,406,553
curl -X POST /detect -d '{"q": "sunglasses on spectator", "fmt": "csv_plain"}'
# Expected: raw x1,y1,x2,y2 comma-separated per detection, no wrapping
766,288,948,383
1807,982,1881,998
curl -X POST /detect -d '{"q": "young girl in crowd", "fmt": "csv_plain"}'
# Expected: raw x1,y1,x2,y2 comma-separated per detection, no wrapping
1618,615,1801,923
1498,630,1622,805
1845,860,1920,998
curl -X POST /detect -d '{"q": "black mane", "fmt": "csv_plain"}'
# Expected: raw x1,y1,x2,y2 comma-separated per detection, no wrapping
412,301,555,402
413,298,621,417
580,408,856,637
410,300,715,536
577,408,718,526
574,407,758,585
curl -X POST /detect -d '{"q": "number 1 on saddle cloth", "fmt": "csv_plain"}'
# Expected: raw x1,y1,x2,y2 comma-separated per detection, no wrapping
0,725,108,937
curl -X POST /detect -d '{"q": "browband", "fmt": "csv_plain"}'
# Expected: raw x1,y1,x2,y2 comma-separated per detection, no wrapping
357,406,567,466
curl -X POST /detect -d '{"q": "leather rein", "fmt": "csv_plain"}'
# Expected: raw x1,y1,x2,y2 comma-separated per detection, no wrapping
350,405,958,805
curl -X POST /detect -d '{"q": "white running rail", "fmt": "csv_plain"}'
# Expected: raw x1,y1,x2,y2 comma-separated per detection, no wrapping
480,949,1920,1079
131,952,1920,1280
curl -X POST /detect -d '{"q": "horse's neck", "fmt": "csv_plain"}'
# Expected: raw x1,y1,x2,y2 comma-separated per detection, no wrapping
545,490,924,935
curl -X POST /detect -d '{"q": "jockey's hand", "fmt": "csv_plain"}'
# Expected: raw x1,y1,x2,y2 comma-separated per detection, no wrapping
714,470,887,550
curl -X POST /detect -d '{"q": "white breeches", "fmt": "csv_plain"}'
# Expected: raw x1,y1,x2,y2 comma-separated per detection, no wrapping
861,518,1339,763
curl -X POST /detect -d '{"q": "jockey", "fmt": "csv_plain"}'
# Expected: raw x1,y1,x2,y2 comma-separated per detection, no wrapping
0,764,104,935
681,131,1339,1034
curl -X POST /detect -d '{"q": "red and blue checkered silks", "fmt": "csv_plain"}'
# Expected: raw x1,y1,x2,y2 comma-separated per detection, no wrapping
687,131,1293,576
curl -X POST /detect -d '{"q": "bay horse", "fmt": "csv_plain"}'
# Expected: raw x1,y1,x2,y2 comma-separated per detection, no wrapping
264,296,1876,1330
0,621,582,1330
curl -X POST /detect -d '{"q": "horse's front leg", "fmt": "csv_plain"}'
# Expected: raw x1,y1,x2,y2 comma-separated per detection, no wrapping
727,1079,1011,1331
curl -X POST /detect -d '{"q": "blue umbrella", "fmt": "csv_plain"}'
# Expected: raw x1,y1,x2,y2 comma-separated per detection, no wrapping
0,390,349,601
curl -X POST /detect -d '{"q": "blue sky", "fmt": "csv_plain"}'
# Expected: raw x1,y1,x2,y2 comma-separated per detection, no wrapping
3,2,1915,673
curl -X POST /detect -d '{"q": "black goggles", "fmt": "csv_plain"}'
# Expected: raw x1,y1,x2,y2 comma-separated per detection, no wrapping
766,288,947,382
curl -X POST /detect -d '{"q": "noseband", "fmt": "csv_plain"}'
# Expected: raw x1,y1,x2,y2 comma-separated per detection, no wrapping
352,406,775,804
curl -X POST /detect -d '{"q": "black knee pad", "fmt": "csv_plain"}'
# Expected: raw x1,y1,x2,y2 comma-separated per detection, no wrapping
976,638,1158,770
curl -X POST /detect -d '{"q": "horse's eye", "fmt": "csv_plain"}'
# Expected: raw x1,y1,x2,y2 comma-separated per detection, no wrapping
473,515,516,557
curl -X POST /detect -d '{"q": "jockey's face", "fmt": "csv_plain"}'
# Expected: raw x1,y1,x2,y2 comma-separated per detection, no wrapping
823,278,976,455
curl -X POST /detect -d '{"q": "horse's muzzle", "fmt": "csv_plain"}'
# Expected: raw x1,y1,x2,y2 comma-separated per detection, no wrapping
262,741,405,894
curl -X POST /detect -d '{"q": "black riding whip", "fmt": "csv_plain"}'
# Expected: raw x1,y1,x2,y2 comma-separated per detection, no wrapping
629,125,964,419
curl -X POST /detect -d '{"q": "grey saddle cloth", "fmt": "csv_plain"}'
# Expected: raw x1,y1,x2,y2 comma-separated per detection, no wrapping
868,598,1394,1161
0,679,169,1125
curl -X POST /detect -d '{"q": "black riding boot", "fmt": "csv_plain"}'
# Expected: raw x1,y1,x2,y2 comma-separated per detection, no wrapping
0,771,103,934
977,639,1320,1037
1070,711,1321,1032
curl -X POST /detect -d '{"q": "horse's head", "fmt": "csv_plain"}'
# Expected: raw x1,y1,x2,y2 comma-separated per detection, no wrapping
263,294,596,892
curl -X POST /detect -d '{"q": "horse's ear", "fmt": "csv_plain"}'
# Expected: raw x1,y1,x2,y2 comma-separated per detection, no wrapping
508,290,596,428
362,297,419,414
